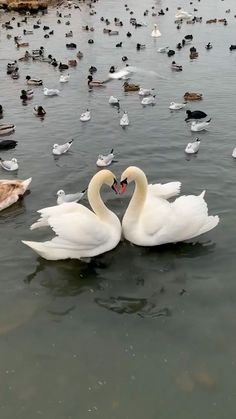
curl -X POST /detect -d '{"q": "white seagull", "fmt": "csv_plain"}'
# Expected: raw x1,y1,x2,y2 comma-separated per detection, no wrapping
52,139,73,155
80,110,91,122
169,101,186,110
60,74,70,83
43,87,60,96
185,138,201,154
191,119,211,132
96,149,114,167
138,88,154,96
57,188,87,205
0,157,18,171
109,96,119,105
141,95,156,105
120,112,129,126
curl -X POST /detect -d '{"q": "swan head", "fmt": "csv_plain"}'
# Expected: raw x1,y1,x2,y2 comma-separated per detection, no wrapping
120,166,146,194
90,170,119,194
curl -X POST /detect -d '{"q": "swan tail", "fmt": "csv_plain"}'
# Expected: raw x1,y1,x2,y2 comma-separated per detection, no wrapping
22,239,82,260
194,215,220,237
30,218,49,230
22,177,32,192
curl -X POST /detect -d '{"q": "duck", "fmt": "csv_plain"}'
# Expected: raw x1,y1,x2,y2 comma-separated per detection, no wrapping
119,166,219,246
191,119,211,132
185,110,208,121
22,170,121,260
141,95,156,106
60,74,70,83
68,60,77,67
169,102,186,110
65,30,73,37
80,110,91,122
0,177,32,212
185,138,201,154
0,124,15,135
11,70,19,80
122,56,128,62
138,88,154,96
96,149,114,167
0,139,17,150
120,112,129,126
66,42,77,49
109,96,119,105
184,92,203,101
89,66,97,74
77,51,83,59
206,42,212,50
52,139,73,155
157,46,169,53
59,62,69,70
20,89,34,100
88,39,94,44
43,87,60,96
126,31,132,37
171,61,183,71
136,43,146,50
0,157,18,171
116,42,122,47
123,81,139,92
33,106,46,117
87,75,105,87
151,24,161,37
26,76,43,86
57,188,87,205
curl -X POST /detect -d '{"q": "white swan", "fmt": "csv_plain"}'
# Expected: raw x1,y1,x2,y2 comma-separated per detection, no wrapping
141,95,155,106
43,87,60,96
120,112,129,126
191,119,211,132
185,138,200,154
151,24,161,37
22,170,121,260
119,166,219,246
169,101,186,110
80,110,91,122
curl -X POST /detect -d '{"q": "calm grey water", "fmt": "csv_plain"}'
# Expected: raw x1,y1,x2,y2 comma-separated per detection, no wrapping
0,0,236,417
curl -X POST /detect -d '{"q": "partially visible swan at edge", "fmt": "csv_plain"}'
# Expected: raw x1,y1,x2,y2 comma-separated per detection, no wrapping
119,166,219,246
22,170,121,260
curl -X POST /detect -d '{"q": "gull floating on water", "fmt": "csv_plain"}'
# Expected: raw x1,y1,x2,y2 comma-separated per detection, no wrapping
120,112,129,126
185,138,201,154
60,74,70,83
169,102,186,110
80,110,91,122
141,95,156,105
96,149,114,167
138,88,154,96
43,87,60,96
191,119,211,132
57,188,87,205
109,96,119,104
52,139,73,155
0,157,18,171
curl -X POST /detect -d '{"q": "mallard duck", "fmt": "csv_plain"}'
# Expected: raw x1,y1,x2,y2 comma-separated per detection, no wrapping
184,92,203,101
20,89,34,100
171,61,183,71
0,124,15,135
26,76,43,86
0,177,32,211
33,106,46,117
87,75,105,87
123,81,140,92
77,51,83,59
0,140,17,150
59,62,69,70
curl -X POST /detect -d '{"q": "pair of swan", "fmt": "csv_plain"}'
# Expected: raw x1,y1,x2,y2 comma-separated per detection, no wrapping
23,167,219,260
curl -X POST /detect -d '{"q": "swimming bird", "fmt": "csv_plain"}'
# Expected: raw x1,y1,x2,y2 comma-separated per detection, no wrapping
119,166,219,246
22,170,121,260
96,149,114,167
109,96,119,104
59,74,70,83
0,157,18,171
138,88,154,96
0,124,15,135
151,24,161,37
80,110,91,122
33,106,46,117
0,177,32,211
52,140,73,155
169,102,186,110
157,46,169,53
191,119,211,132
120,112,129,126
185,138,201,154
57,188,87,205
43,87,59,96
141,95,156,105
0,140,17,150
185,110,208,121
26,76,43,86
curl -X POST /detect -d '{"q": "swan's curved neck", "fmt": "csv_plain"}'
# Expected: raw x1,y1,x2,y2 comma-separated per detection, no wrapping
126,170,148,218
88,175,111,220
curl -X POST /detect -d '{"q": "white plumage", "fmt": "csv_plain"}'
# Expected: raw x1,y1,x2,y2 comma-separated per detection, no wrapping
0,157,18,171
96,149,114,167
141,95,156,105
191,119,211,132
151,24,161,37
80,110,91,122
52,139,73,155
169,101,186,110
120,166,219,246
57,188,87,205
43,87,60,96
120,112,129,126
185,138,201,154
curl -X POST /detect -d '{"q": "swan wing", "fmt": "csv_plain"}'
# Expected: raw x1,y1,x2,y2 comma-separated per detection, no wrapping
48,210,112,251
148,182,181,199
31,202,88,229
